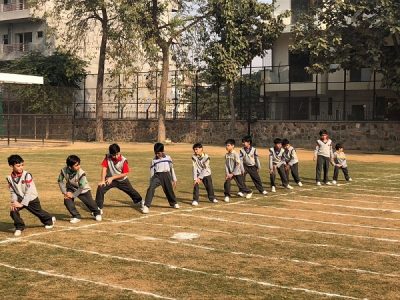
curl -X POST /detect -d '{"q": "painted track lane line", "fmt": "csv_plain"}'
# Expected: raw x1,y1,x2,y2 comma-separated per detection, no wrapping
0,262,176,300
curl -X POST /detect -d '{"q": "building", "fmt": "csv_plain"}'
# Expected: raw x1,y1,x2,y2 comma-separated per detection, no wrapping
261,0,398,121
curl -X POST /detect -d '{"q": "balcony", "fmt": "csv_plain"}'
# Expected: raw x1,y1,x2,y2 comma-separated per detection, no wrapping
0,43,46,60
0,1,30,22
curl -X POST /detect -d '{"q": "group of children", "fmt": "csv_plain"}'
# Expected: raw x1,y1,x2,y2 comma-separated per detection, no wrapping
6,129,351,236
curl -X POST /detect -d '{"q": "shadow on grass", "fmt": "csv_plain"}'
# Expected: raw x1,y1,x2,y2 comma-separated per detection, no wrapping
0,221,14,233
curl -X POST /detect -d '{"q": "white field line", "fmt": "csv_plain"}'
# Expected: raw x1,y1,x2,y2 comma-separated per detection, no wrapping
295,195,400,206
126,221,400,259
350,188,400,195
236,203,400,222
177,213,400,243
0,262,175,300
339,192,400,200
15,239,366,300
70,227,400,279
205,209,400,232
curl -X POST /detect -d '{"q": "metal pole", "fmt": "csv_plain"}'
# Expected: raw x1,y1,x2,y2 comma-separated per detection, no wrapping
343,70,347,120
83,75,86,118
155,70,158,118
118,73,121,119
174,70,178,119
247,63,252,135
263,66,267,120
72,104,76,143
372,70,376,120
34,115,36,139
217,83,220,120
195,71,198,120
315,73,318,120
239,68,243,119
136,73,139,119
288,65,291,120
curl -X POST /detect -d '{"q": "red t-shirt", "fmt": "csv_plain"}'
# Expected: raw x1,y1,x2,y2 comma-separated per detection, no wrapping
101,156,129,173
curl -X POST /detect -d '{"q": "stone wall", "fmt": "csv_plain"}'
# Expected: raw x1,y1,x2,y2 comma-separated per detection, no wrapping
74,119,400,152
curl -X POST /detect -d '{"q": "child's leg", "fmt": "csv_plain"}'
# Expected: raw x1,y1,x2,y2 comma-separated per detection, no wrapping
64,198,81,219
78,191,100,216
144,175,162,208
270,171,276,187
333,166,339,181
246,165,264,193
25,198,53,226
95,181,117,209
291,163,301,183
10,207,25,231
277,165,289,187
202,175,216,201
115,179,142,204
224,178,232,196
342,167,350,181
234,175,252,193
323,157,330,183
159,173,177,206
316,156,323,182
193,182,200,201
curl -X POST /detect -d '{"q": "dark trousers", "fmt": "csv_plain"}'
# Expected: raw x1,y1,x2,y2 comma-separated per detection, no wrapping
286,163,301,184
193,175,215,202
333,166,350,181
244,165,264,193
95,178,142,209
316,155,330,183
224,174,252,196
64,191,100,218
270,165,289,187
10,198,53,231
144,172,177,208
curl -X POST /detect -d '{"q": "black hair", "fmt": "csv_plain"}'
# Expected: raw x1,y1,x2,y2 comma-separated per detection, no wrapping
109,143,121,155
225,139,235,146
319,129,328,136
241,135,252,144
335,143,343,150
154,142,164,153
192,142,203,150
282,138,290,146
273,138,282,144
8,154,24,166
66,155,81,167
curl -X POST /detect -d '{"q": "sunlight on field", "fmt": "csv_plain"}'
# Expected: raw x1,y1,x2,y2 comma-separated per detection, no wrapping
0,142,399,299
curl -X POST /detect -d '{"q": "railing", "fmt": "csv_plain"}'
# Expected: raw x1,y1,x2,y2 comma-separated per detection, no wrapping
0,1,28,12
0,43,45,54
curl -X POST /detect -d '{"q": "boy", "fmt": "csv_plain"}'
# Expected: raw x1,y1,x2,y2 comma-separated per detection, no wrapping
269,138,292,192
95,143,142,214
314,129,334,186
142,142,179,214
192,143,218,206
282,139,303,187
7,155,55,237
332,143,353,184
240,135,268,195
58,155,102,223
224,139,252,202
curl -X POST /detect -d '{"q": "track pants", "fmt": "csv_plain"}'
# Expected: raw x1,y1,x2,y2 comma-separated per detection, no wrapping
287,163,301,184
10,198,53,231
333,166,350,181
244,165,264,193
96,178,142,209
316,155,330,183
270,165,289,187
224,174,252,196
64,191,100,218
193,175,216,202
144,172,177,208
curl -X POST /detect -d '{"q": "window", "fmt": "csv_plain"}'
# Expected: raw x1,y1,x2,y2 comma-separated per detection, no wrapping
349,68,362,82
3,34,8,45
328,98,333,115
311,97,320,116
37,31,43,38
289,52,313,82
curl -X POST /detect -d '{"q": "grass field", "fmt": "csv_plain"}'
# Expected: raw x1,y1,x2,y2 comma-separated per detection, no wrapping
0,142,399,299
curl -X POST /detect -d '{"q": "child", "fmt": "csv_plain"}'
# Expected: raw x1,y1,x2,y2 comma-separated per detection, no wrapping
269,138,292,192
314,129,334,186
192,143,218,206
58,155,102,223
332,143,353,184
240,135,268,195
224,139,252,202
7,155,55,237
142,142,179,214
282,139,303,187
95,143,142,214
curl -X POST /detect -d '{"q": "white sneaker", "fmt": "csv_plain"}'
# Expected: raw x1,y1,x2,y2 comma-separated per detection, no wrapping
298,182,303,187
14,229,22,237
98,208,103,215
271,186,276,193
211,199,218,203
332,180,337,185
135,200,144,208
262,190,268,195
95,214,102,221
286,185,294,190
224,196,230,202
70,218,81,224
326,182,332,185
173,203,180,209
142,206,149,214
348,178,353,181
237,192,245,197
192,201,199,206
245,192,253,199
45,217,56,229
316,182,322,186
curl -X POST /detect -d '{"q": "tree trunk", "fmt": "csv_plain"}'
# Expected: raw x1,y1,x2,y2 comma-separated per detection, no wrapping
158,46,170,142
228,83,236,137
95,8,108,142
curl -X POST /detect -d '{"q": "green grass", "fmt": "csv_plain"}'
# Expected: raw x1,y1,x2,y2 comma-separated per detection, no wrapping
0,143,399,299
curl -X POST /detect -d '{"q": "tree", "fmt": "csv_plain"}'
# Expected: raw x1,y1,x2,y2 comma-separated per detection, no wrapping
203,0,286,135
291,0,400,92
0,51,87,113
